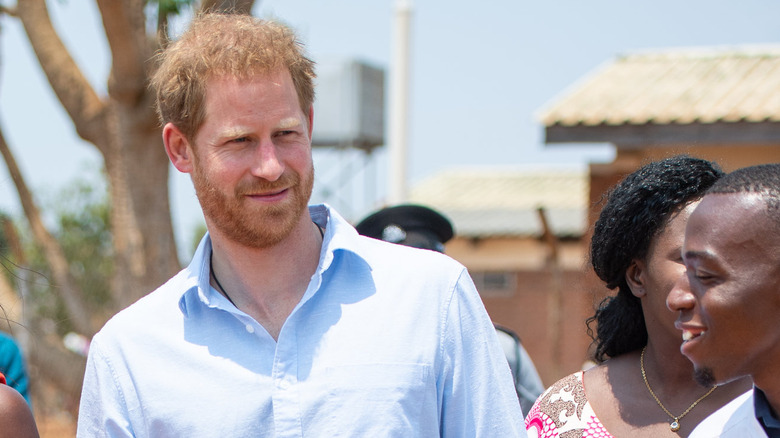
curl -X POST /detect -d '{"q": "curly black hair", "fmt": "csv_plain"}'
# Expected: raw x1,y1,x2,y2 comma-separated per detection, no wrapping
587,155,724,363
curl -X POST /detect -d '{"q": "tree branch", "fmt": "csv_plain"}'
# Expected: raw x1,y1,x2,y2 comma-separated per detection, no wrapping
0,123,95,337
199,0,256,14
0,5,18,17
95,0,152,106
15,0,109,152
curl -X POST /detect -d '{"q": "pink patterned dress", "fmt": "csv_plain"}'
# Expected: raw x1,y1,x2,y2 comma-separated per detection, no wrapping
525,371,613,438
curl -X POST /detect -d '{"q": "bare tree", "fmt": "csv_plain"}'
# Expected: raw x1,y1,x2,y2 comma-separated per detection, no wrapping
0,0,255,409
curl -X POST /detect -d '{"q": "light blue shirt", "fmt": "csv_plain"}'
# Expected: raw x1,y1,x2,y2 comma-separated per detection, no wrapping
77,205,526,437
689,389,765,438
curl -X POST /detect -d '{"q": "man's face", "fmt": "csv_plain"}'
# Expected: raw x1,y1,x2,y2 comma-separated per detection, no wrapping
189,70,314,248
670,193,780,387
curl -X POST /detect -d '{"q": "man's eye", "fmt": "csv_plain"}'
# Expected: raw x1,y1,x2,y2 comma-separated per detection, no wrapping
232,136,250,143
693,270,718,283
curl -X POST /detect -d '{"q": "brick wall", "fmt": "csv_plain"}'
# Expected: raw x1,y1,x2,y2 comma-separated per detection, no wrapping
478,268,600,386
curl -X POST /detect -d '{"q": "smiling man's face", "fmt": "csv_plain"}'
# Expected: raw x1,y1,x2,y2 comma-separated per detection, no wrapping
671,192,780,388
188,70,315,249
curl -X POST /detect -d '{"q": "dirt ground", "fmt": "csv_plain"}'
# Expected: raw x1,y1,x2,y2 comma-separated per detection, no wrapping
36,414,77,438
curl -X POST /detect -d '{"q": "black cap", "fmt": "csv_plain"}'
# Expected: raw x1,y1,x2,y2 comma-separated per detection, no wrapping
355,204,454,252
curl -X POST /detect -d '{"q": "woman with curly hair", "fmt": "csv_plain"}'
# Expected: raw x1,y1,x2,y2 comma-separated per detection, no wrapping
525,155,751,437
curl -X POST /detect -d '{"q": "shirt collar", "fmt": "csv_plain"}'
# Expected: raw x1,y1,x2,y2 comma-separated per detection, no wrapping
311,204,367,271
177,204,369,316
754,386,780,435
177,234,224,316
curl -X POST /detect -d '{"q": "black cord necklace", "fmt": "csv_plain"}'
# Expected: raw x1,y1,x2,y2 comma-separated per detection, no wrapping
209,222,324,307
210,252,236,307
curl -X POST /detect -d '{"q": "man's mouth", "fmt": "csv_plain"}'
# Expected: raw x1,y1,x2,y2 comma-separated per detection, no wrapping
245,187,288,199
682,330,705,342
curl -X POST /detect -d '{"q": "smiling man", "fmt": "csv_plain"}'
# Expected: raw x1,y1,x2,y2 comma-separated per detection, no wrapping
75,13,525,438
667,163,780,438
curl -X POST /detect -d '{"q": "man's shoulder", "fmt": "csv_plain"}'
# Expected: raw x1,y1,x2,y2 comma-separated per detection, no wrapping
96,268,193,338
690,389,765,438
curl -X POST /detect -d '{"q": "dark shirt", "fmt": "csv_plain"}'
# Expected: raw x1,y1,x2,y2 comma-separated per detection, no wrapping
754,387,780,438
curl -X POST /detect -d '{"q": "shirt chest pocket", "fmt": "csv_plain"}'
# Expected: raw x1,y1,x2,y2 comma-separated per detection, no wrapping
321,363,435,437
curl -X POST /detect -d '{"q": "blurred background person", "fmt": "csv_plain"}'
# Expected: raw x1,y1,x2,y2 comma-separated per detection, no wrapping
0,309,38,437
0,372,39,438
493,323,545,414
356,204,545,413
0,332,31,407
525,155,752,437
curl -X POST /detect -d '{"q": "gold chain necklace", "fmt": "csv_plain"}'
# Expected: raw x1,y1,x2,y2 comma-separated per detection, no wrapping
640,346,717,432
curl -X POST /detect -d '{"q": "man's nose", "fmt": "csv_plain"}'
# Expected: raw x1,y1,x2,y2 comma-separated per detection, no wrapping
250,139,284,181
667,271,696,312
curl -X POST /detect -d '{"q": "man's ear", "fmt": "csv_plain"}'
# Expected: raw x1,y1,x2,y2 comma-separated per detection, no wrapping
163,123,194,173
306,105,314,139
625,259,647,298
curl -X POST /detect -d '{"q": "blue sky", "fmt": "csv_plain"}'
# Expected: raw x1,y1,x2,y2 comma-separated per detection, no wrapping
1,0,779,258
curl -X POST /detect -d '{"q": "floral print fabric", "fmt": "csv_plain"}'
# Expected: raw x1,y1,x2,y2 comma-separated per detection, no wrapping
525,371,614,438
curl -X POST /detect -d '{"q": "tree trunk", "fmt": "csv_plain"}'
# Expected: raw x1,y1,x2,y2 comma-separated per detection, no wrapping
2,0,257,415
103,101,180,310
16,0,182,317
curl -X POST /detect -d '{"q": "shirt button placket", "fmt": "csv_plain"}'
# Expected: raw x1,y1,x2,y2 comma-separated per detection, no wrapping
272,326,302,437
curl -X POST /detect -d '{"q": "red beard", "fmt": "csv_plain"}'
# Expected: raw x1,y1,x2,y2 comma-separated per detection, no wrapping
192,160,314,249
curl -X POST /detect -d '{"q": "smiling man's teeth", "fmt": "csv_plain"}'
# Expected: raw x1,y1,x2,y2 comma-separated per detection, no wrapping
682,330,704,341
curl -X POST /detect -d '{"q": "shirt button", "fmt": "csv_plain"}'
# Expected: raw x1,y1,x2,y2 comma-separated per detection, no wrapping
278,379,291,390
245,324,255,333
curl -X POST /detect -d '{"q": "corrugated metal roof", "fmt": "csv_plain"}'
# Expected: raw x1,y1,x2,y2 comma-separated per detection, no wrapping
538,46,780,127
408,167,588,237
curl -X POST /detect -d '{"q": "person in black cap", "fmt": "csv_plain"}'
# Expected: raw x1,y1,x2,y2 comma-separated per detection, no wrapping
356,204,545,413
355,204,454,253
